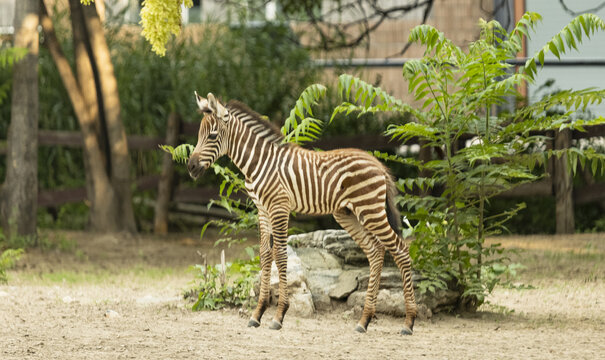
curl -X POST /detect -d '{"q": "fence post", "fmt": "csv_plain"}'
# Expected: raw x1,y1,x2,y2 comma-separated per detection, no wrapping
154,112,181,234
553,129,574,234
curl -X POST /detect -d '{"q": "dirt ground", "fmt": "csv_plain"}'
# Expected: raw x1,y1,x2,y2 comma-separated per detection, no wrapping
1,231,604,359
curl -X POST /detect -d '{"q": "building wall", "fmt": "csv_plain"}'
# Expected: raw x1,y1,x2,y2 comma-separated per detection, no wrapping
0,0,15,35
525,0,605,116
316,0,494,103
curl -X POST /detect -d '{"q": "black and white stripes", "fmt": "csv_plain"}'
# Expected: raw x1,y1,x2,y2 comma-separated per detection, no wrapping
188,93,417,335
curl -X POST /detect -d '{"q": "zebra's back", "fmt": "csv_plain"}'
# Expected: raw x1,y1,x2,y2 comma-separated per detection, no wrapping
272,147,393,216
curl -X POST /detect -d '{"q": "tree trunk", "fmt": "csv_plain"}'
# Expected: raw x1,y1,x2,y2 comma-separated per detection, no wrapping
68,0,106,229
94,0,106,23
82,3,137,232
154,113,181,234
1,0,39,238
40,0,121,232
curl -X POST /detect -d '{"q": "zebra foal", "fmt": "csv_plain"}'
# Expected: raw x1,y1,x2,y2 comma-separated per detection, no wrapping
187,92,417,335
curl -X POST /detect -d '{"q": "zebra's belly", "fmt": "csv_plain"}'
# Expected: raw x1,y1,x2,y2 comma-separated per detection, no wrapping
292,205,334,216
290,196,339,216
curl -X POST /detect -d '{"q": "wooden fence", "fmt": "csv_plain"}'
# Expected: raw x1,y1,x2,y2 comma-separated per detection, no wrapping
1,119,604,234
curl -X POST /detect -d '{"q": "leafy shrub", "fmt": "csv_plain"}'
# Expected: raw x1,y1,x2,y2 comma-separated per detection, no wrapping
330,13,605,309
0,248,23,283
187,255,260,311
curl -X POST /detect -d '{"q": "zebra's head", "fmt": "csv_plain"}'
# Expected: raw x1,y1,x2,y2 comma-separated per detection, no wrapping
187,92,230,180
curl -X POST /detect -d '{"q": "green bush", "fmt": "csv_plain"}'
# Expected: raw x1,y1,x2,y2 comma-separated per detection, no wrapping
0,248,23,283
0,228,25,283
328,12,605,309
187,255,260,311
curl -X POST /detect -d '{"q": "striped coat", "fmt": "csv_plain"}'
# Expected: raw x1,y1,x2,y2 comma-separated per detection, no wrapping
188,93,417,335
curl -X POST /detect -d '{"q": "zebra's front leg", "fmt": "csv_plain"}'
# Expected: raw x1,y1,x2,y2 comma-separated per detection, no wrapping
248,208,272,328
248,235,272,327
268,208,290,330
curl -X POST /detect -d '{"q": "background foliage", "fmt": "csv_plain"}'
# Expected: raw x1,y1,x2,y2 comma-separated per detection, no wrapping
1,8,317,229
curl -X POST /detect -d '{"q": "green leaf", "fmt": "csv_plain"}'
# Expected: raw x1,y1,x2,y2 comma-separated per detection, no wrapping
548,41,561,59
281,84,327,145
525,13,605,78
538,50,545,67
159,143,194,164
200,222,211,241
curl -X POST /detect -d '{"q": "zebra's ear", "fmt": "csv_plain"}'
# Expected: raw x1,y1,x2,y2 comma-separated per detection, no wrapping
195,91,211,114
207,92,229,122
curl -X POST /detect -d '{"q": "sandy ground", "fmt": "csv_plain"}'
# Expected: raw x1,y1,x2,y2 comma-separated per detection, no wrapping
1,231,604,359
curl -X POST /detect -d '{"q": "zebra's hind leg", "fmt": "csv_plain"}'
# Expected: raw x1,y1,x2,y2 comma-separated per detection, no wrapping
334,212,385,333
363,212,417,335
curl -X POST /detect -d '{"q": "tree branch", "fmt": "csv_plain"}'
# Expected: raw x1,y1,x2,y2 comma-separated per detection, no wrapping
218,0,434,52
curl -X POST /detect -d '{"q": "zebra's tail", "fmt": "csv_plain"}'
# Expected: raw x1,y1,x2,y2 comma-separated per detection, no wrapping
384,172,402,235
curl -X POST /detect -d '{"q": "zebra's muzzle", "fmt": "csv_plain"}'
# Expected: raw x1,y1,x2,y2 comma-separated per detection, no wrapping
187,156,208,180
188,166,205,180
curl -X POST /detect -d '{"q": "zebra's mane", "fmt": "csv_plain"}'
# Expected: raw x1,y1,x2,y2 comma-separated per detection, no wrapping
226,100,284,144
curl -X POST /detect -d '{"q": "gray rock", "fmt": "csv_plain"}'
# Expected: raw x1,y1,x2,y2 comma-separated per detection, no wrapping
347,289,406,316
329,270,362,300
416,303,433,320
357,268,428,291
306,269,342,310
280,230,462,317
320,229,352,247
375,289,406,316
347,286,459,316
269,281,315,317
325,240,367,265
288,230,328,248
311,293,332,310
357,268,402,291
295,248,343,270
289,290,315,317
416,288,459,313
270,245,307,291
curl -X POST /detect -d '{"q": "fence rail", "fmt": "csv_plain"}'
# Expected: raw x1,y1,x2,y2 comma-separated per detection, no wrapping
313,58,605,68
1,120,603,234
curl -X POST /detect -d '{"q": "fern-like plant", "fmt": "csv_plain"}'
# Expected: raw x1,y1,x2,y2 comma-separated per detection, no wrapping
330,12,605,308
281,84,327,144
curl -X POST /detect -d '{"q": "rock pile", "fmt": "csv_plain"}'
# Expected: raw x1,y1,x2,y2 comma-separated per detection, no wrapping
267,230,461,319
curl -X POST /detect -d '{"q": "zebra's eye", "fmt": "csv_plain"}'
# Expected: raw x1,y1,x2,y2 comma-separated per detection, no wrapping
208,132,218,140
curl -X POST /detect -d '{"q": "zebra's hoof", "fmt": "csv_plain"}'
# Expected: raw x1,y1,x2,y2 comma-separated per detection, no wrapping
247,318,261,328
400,326,413,335
354,324,367,333
268,320,282,330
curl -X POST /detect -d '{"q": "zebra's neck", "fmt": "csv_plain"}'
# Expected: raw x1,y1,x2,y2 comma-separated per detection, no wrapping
226,113,280,181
